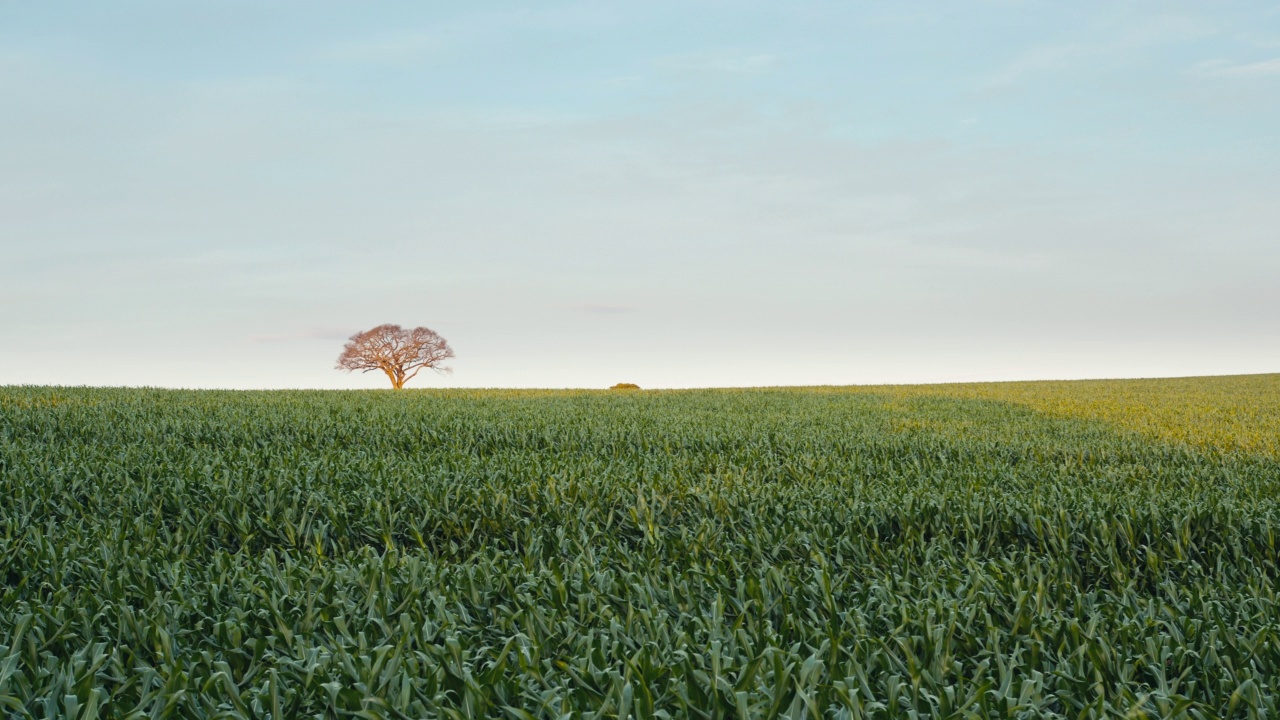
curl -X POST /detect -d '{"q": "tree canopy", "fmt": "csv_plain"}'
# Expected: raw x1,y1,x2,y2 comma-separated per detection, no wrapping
336,324,453,389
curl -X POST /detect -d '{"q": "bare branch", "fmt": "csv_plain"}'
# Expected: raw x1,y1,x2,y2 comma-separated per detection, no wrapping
336,323,454,389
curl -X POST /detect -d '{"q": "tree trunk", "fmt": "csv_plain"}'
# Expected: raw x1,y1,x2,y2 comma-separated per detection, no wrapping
383,367,400,389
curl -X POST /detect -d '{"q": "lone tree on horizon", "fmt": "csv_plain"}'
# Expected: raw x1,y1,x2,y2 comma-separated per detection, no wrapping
336,324,454,389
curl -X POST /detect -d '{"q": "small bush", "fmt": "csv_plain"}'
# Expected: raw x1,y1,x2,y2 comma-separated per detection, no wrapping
610,383,640,390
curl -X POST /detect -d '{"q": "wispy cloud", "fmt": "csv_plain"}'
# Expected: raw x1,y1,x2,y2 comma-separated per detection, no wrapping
320,30,445,64
1192,57,1280,77
604,75,644,87
249,328,351,344
657,51,778,74
319,6,625,66
977,44,1085,91
1117,14,1216,48
976,15,1215,93
1241,33,1280,49
571,304,636,315
860,11,943,27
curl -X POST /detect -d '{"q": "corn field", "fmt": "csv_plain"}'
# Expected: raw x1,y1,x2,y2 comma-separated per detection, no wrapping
2,375,1279,718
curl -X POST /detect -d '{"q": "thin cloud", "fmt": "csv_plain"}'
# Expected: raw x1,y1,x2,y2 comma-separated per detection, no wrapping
604,75,644,87
1192,57,1280,77
1241,33,1280,49
572,304,637,315
977,44,1085,91
657,51,778,74
318,7,625,65
250,328,352,344
1117,15,1217,48
977,17,1213,93
320,30,445,64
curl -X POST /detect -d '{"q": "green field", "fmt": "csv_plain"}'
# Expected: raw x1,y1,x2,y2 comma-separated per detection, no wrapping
2,375,1279,718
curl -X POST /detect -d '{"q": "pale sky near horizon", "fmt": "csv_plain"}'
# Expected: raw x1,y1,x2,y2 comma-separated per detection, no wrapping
2,1,1278,389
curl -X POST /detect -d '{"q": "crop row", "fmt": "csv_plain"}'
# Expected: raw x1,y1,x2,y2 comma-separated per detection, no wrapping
2,381,1279,717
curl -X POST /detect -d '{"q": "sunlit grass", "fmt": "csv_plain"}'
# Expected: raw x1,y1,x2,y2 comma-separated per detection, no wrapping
863,373,1280,457
1,375,1278,717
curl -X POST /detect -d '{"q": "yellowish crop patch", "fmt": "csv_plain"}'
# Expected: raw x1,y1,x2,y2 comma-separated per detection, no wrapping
861,374,1280,457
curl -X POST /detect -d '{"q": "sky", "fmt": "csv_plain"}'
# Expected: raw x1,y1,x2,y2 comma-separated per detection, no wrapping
1,1,1278,389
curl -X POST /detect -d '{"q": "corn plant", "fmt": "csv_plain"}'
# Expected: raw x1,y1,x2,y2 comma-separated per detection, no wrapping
1,376,1278,718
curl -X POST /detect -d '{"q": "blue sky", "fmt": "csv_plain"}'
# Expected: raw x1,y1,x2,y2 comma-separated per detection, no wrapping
2,1,1278,388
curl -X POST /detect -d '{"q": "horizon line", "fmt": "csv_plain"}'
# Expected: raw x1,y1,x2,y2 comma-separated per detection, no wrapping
4,370,1277,393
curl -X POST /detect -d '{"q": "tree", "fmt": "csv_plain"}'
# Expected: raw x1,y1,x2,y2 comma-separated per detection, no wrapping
336,324,454,389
